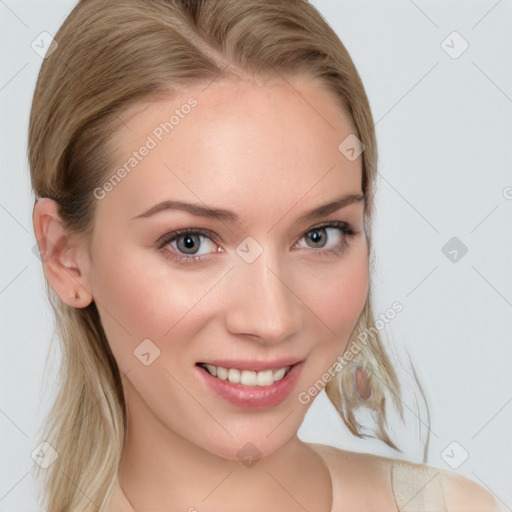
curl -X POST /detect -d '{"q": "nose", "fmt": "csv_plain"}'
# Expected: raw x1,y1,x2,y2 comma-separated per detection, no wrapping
224,248,303,345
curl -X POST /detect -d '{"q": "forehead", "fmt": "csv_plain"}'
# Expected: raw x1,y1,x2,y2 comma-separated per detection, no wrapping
101,76,363,226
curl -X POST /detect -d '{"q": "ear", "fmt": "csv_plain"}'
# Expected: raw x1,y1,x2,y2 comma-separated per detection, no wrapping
32,197,94,308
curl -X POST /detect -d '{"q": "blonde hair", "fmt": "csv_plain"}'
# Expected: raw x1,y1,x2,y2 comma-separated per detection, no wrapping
29,1,423,510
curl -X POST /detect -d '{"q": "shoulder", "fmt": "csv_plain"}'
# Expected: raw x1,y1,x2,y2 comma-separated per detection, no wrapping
306,442,398,510
306,443,504,512
436,466,506,512
306,441,392,479
388,457,503,512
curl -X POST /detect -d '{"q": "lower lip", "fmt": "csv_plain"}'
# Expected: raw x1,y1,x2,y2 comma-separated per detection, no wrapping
195,362,304,409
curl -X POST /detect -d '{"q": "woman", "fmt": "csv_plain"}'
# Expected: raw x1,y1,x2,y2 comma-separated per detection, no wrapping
29,0,504,510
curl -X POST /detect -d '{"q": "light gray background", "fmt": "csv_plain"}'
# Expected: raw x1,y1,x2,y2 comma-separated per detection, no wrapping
1,1,511,510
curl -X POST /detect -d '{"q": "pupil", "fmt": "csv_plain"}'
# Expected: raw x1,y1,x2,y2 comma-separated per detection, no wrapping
179,234,199,253
309,229,326,247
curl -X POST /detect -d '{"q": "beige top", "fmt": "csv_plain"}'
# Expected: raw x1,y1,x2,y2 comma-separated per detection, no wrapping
106,442,500,511
389,458,446,511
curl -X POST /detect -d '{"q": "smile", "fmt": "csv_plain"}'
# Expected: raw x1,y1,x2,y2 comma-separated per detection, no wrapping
197,363,291,387
195,360,304,409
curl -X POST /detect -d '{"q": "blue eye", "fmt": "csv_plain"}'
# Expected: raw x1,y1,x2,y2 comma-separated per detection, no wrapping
156,221,355,265
171,232,215,256
297,222,354,252
156,229,219,264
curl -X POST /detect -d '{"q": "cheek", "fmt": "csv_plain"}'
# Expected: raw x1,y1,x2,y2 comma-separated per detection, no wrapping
88,246,216,370
309,247,368,333
299,245,369,365
331,256,368,331
89,235,368,374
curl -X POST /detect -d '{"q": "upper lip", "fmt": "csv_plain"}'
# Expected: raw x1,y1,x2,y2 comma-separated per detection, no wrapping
196,358,304,371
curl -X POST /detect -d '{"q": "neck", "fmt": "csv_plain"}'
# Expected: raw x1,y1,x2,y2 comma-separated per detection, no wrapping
117,383,331,511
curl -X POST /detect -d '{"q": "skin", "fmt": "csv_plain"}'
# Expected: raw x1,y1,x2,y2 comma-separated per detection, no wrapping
33,75,507,512
34,74,368,510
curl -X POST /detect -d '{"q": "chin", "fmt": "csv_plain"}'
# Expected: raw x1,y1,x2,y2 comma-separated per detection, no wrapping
199,423,300,464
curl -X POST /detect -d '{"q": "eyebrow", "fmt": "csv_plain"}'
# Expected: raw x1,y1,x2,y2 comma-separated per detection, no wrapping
131,193,365,224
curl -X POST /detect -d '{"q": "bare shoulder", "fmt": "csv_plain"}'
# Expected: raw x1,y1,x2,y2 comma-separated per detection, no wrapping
436,466,506,512
306,443,505,512
306,441,394,476
388,457,504,512
306,442,398,510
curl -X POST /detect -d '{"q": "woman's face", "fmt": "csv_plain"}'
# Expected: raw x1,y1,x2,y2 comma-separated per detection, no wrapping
81,75,369,460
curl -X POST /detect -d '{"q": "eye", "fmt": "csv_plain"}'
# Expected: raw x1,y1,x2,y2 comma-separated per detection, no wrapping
156,229,220,264
294,221,354,255
156,221,356,265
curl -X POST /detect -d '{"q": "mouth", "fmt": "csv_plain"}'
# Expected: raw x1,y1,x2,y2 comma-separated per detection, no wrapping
196,362,294,387
195,359,305,409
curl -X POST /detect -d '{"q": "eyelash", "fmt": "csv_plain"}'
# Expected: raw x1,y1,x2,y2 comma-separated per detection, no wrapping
155,221,356,265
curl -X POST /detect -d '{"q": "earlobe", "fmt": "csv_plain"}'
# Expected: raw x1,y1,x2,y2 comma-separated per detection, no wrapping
32,197,94,308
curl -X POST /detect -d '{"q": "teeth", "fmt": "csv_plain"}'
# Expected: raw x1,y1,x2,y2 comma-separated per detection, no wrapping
273,367,286,381
216,366,227,380
205,364,217,377
227,368,240,383
201,364,291,386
